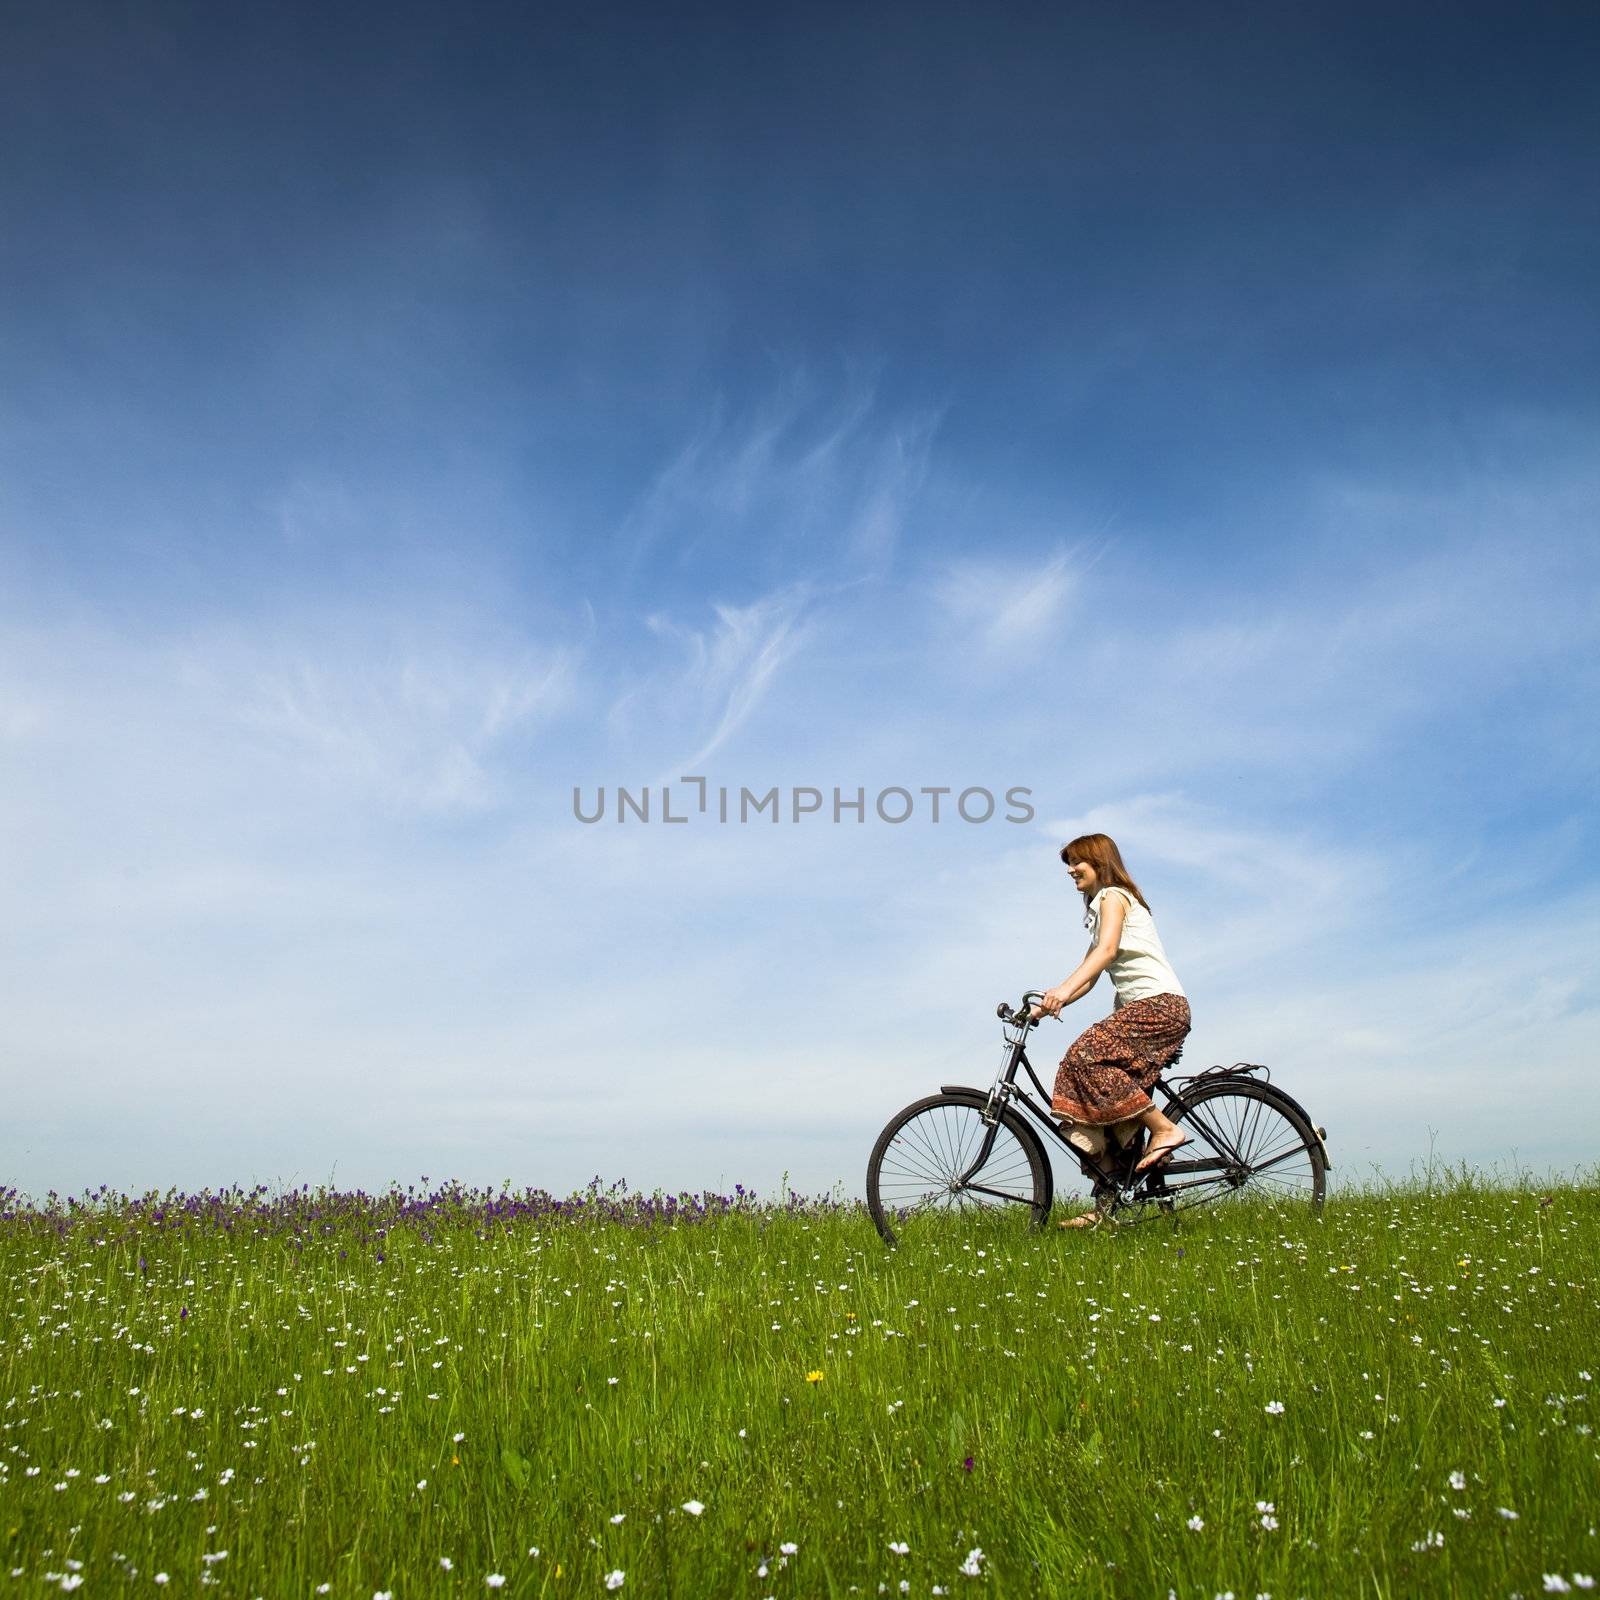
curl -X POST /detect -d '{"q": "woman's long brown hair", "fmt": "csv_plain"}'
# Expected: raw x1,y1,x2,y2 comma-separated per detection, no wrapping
1059,833,1150,910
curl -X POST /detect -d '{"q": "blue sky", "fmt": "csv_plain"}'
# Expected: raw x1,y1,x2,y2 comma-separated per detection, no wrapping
2,0,1597,1200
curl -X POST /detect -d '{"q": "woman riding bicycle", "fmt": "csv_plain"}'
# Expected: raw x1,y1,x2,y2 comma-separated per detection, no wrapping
1031,833,1192,1228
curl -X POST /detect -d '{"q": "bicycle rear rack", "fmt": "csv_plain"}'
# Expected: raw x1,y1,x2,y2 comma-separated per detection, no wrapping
1173,1061,1270,1086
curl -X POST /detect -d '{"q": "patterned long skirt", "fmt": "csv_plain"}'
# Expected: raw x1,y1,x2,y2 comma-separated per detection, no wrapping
1051,993,1192,1125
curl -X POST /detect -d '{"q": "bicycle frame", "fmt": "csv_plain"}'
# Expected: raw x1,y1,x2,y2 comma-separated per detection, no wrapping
942,995,1312,1210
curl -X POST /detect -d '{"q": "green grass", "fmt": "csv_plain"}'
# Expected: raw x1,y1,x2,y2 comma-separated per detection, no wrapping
3,1178,1597,1598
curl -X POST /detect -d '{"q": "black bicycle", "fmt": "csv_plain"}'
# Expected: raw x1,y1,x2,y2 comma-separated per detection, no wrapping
866,990,1330,1245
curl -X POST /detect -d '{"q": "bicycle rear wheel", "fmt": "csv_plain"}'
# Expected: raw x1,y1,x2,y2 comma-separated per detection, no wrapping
866,1092,1051,1246
1159,1078,1326,1212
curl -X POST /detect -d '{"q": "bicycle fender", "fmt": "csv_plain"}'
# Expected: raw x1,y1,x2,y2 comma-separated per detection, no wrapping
1260,1084,1333,1170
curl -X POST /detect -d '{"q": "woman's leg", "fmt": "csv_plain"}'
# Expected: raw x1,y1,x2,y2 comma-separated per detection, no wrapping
1051,1017,1155,1126
1132,1103,1191,1171
1053,1017,1153,1225
1055,995,1193,1179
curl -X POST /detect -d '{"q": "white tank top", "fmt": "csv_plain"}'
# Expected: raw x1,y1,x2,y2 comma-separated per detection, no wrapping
1087,886,1186,1009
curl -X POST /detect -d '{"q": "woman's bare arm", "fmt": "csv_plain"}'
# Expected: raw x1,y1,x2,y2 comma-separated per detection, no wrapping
1032,891,1127,1016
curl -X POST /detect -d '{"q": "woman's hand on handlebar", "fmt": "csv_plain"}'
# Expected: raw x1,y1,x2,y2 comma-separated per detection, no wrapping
1029,986,1072,1020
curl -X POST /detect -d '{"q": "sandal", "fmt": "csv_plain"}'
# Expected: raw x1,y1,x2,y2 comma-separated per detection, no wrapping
1133,1133,1191,1174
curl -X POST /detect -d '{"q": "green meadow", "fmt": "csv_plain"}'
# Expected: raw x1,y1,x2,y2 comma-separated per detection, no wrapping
2,1178,1595,1598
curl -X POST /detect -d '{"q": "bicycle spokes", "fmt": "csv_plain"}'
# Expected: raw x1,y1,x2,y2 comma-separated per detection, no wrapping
867,1094,1050,1244
1165,1082,1324,1208
879,1105,1034,1208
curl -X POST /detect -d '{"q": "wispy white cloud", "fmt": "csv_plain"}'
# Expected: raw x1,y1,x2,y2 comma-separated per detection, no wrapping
661,587,817,774
601,581,817,777
598,377,945,777
195,613,576,816
616,372,939,586
931,543,1083,654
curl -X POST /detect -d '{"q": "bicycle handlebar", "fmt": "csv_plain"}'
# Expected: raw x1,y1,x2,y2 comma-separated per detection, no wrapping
997,990,1057,1028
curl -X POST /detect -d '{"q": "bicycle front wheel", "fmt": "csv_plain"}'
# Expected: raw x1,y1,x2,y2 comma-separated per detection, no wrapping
866,1092,1051,1246
1162,1079,1326,1211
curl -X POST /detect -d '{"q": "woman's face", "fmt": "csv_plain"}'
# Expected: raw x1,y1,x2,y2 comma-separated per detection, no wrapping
1065,855,1099,895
